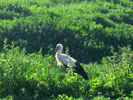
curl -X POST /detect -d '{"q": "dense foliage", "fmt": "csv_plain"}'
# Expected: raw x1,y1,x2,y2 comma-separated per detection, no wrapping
0,0,133,63
0,0,133,99
0,40,133,100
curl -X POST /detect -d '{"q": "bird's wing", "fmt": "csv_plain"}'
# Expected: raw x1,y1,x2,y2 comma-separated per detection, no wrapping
60,54,76,67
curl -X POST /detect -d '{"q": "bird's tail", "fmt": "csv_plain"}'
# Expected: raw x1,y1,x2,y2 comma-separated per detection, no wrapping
78,69,88,80
74,62,89,80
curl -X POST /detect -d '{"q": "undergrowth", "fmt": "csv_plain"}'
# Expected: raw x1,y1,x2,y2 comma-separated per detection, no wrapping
0,40,133,99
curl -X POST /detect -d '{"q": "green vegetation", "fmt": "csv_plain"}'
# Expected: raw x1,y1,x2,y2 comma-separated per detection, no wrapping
0,0,133,99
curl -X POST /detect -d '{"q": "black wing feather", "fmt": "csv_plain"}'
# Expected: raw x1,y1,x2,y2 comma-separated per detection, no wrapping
74,62,88,80
63,62,88,80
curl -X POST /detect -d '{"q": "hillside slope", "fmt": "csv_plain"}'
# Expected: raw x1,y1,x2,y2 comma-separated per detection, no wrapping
0,0,133,63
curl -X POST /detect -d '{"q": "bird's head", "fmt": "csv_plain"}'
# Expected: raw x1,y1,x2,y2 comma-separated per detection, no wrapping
53,44,63,57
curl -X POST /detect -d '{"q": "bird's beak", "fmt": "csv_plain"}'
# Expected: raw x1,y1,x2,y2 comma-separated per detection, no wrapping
53,49,58,58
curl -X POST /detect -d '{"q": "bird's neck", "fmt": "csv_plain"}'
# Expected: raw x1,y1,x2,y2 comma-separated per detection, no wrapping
57,50,61,54
56,50,62,56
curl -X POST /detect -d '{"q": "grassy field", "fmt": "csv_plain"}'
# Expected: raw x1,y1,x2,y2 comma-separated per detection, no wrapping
0,0,133,99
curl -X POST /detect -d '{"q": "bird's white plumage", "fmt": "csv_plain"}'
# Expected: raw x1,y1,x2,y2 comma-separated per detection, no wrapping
55,44,76,67
56,53,76,67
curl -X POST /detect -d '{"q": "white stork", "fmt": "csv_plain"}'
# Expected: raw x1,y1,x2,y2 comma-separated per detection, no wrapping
53,44,88,80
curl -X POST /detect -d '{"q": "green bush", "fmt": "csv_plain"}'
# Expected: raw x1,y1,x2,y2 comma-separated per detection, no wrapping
0,0,133,63
0,40,133,99
0,0,133,99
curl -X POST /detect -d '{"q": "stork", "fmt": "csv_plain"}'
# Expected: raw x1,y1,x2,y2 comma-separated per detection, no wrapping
53,44,88,80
